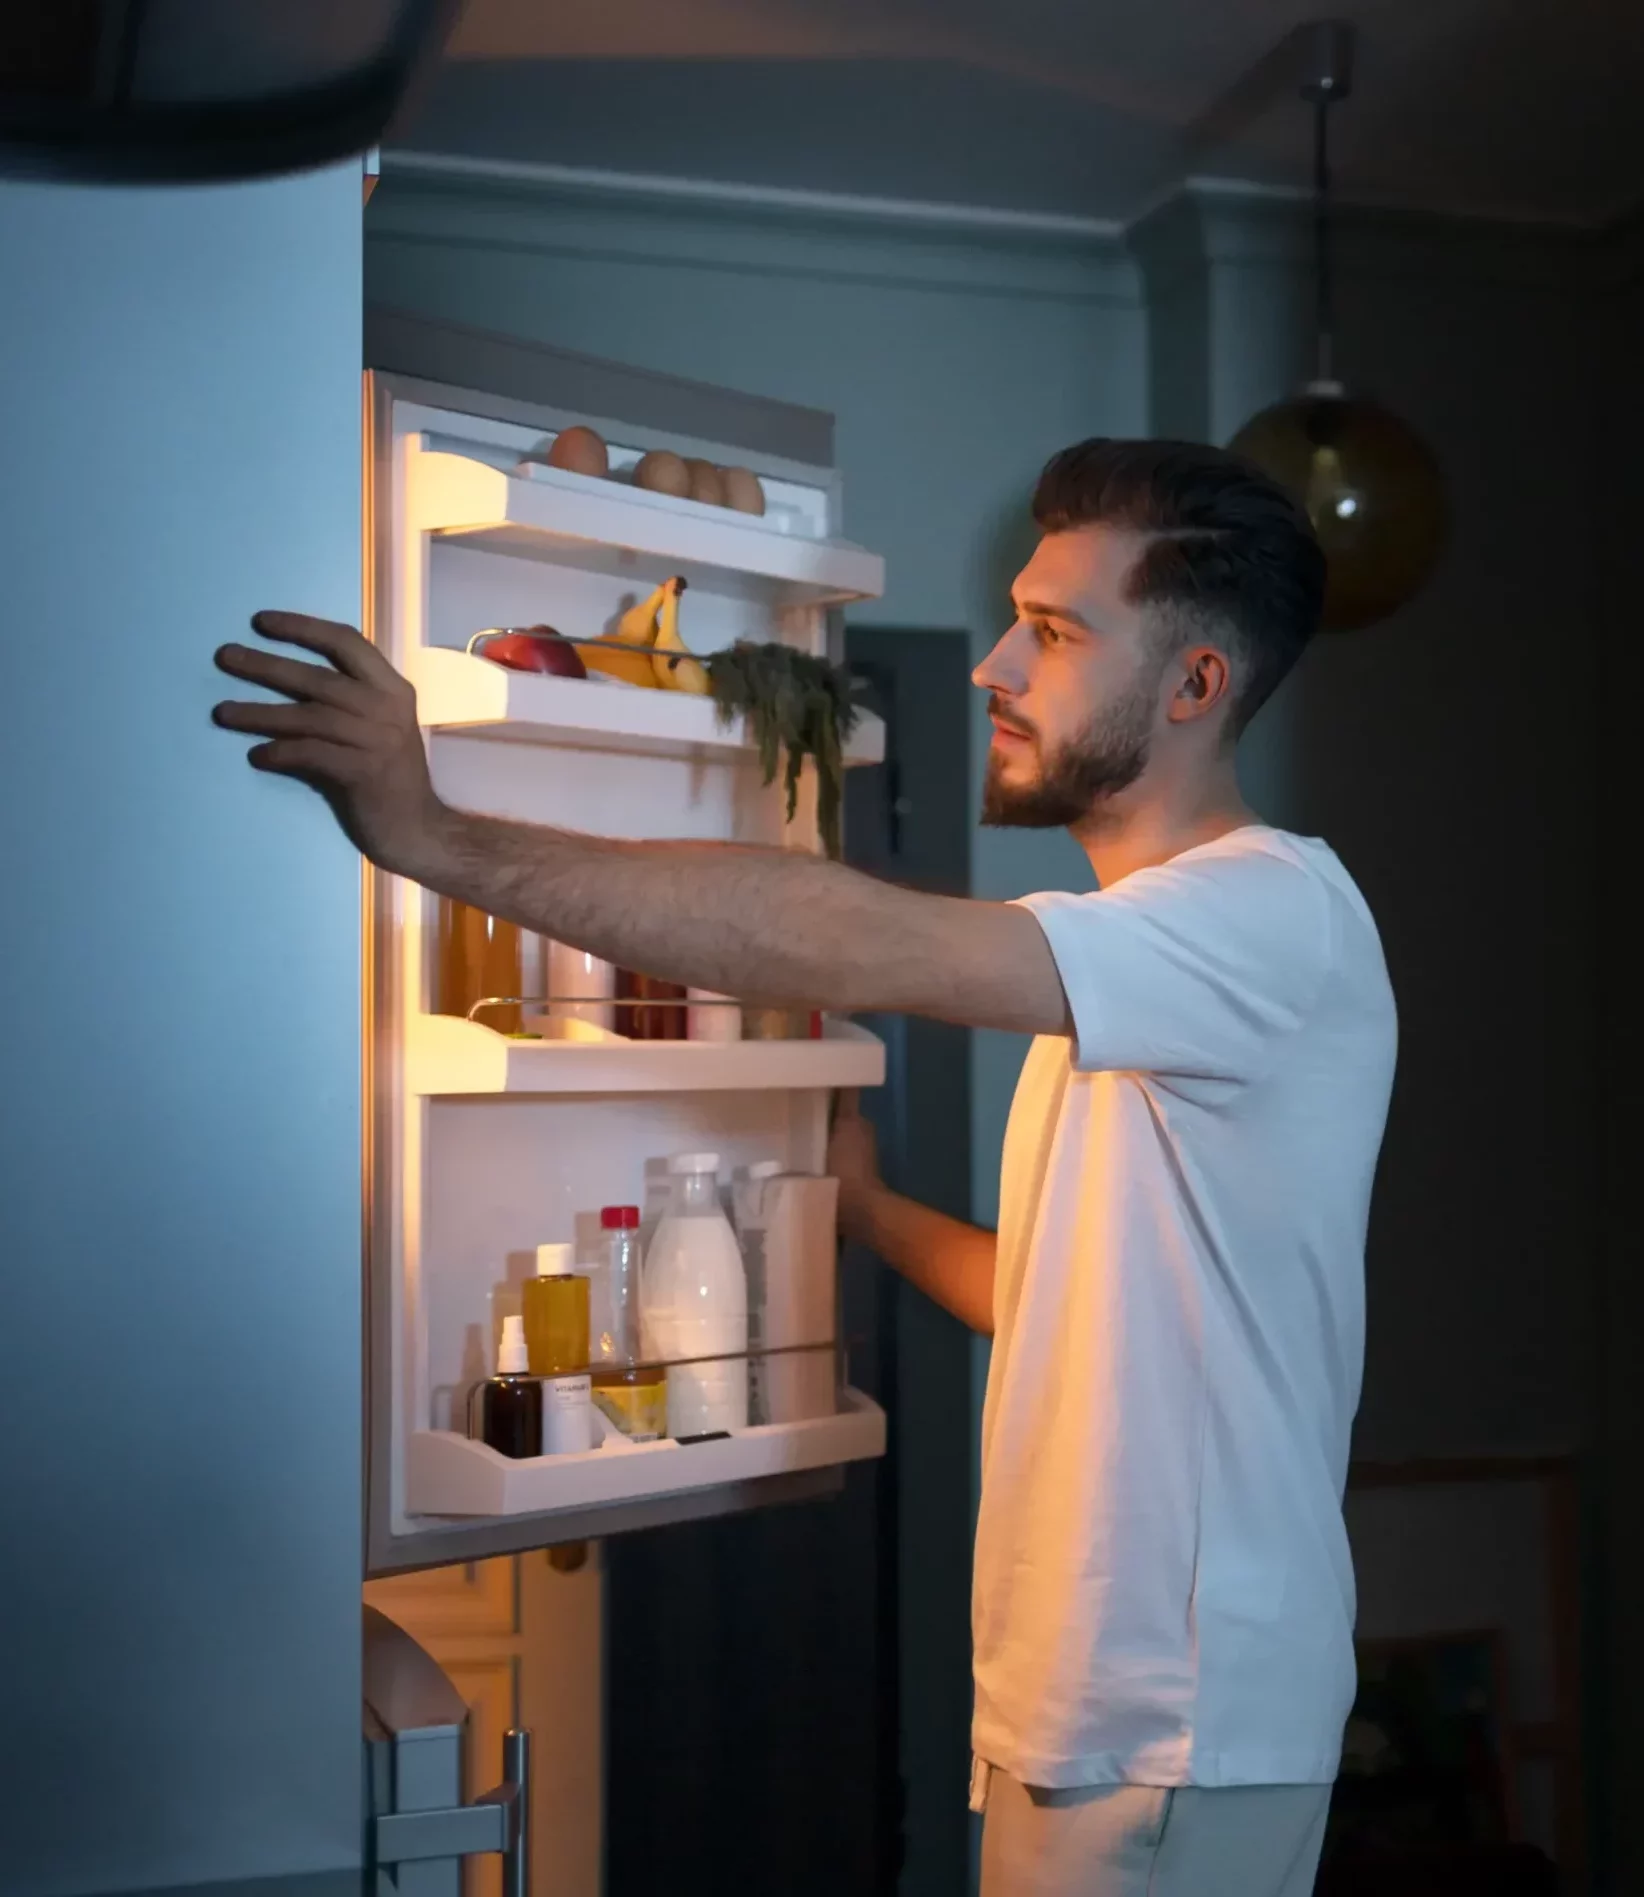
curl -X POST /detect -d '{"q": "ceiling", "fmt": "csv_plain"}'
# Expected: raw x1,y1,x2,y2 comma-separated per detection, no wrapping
392,0,1644,228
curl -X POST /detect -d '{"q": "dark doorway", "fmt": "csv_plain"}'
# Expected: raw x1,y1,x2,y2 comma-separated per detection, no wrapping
603,628,975,1897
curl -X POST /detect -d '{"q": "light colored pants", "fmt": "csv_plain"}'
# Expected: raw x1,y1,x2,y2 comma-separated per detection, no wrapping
978,1768,1331,1897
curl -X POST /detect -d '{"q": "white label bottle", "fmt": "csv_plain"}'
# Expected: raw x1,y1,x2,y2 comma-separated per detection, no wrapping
642,1152,749,1436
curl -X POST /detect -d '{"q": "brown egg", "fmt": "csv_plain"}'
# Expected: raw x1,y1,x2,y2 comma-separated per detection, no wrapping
541,426,609,478
721,467,766,516
631,449,691,497
684,458,727,507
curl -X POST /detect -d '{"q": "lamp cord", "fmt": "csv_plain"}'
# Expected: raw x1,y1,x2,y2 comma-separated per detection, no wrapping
1313,94,1336,386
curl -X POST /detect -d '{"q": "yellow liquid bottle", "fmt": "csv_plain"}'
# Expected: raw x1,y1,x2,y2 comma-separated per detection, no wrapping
591,1206,667,1442
522,1243,590,1377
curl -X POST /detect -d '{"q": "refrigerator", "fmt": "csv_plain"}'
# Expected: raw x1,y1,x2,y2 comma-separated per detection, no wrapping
356,313,892,1881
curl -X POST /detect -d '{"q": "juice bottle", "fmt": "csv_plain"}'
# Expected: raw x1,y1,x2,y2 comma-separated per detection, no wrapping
437,899,536,1035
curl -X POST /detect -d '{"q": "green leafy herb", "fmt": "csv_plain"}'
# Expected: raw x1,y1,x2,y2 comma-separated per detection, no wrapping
705,642,862,858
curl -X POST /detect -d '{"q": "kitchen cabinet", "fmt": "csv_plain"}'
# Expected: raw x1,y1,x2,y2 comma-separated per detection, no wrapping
363,348,889,1576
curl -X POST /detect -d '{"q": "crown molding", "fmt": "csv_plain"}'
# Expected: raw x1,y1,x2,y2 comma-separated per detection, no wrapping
382,148,1125,243
377,150,1643,299
373,149,1139,305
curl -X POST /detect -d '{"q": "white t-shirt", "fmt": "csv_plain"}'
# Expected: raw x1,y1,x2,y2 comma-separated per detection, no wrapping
972,825,1396,1791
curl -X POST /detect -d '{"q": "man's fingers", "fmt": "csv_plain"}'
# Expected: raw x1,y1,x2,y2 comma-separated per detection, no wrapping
246,737,360,779
215,643,368,709
215,701,372,745
249,610,404,688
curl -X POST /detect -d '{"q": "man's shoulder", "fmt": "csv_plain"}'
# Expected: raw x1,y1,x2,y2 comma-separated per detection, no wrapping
1197,828,1382,947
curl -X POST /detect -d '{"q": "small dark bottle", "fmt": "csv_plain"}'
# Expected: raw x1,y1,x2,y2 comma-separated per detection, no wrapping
468,1315,542,1458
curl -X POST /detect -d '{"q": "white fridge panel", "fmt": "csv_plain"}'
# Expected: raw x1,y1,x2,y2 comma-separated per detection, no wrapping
428,729,780,841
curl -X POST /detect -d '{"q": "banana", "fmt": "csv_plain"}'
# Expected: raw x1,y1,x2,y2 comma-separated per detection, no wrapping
578,581,667,686
614,582,668,646
650,576,709,693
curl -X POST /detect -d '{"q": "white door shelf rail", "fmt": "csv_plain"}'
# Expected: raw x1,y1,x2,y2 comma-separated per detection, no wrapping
408,447,886,607
411,646,886,765
407,1389,887,1519
407,1012,887,1096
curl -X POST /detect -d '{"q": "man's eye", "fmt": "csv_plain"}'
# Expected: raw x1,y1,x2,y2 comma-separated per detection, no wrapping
1036,621,1064,646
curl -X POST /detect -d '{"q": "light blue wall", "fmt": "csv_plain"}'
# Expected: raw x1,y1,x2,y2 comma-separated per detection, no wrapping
363,176,1137,1222
0,172,363,1895
1132,191,1315,819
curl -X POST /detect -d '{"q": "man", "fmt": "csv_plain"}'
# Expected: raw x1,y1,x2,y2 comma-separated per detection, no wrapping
215,438,1395,1897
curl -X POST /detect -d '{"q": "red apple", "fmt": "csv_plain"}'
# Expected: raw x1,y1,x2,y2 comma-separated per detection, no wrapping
473,627,586,679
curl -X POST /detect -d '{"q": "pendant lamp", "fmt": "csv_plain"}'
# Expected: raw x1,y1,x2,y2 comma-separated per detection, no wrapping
1229,23,1448,631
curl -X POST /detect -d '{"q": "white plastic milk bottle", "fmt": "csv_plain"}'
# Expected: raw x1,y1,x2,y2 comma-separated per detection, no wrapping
641,1152,749,1436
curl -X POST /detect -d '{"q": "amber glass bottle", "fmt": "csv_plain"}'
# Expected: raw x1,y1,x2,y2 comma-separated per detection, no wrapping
437,899,529,1035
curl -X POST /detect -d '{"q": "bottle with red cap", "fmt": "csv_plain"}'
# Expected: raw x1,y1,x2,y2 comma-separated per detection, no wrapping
590,1205,666,1442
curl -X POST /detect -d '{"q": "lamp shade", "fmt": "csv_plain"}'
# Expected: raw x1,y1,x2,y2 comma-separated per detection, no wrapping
0,0,457,183
1230,385,1448,631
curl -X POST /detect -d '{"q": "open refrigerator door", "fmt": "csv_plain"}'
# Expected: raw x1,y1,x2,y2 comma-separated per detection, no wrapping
363,360,889,1576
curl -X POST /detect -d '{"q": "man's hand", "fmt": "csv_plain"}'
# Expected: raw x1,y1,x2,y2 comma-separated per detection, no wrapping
828,1087,997,1332
213,613,451,880
828,1090,884,1241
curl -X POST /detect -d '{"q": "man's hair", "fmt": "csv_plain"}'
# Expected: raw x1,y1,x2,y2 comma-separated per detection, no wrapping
1032,438,1324,732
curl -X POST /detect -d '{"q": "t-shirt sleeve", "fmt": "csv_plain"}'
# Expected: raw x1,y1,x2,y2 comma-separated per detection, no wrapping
1015,845,1334,1083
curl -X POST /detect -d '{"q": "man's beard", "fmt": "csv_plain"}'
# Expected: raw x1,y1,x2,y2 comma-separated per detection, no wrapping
981,675,1157,829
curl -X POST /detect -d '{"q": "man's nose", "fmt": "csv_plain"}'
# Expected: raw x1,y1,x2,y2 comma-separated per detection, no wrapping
973,620,1030,694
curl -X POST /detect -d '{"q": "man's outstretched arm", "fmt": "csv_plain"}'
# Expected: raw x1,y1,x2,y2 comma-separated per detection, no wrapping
214,612,1069,1037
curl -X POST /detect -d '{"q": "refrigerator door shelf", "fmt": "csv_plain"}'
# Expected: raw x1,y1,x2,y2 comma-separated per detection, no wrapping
407,1387,886,1519
406,1012,886,1096
411,645,886,765
409,449,885,608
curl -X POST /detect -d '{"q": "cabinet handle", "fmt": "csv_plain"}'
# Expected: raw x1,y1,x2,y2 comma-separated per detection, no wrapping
477,1729,530,1897
373,1726,529,1889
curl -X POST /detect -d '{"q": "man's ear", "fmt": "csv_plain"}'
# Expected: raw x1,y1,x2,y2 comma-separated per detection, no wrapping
1165,645,1234,725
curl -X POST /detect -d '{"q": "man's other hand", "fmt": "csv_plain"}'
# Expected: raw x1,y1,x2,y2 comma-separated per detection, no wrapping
828,1090,884,1241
